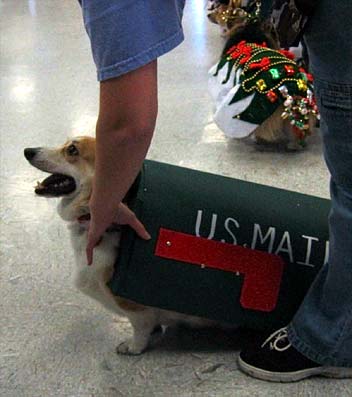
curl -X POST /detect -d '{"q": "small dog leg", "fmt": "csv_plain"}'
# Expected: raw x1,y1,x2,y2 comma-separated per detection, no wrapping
117,311,159,355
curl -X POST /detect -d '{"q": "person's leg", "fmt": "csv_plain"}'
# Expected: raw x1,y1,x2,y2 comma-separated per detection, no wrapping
239,0,352,381
287,0,352,367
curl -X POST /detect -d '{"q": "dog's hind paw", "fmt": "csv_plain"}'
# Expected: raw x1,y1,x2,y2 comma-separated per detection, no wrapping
116,339,146,355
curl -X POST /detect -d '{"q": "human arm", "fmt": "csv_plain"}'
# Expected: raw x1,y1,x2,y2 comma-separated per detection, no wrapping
86,60,157,265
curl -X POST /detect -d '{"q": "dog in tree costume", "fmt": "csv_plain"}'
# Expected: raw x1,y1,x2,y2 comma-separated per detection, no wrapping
209,22,319,150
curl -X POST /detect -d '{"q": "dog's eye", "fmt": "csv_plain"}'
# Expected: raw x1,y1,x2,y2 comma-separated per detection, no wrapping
67,144,79,156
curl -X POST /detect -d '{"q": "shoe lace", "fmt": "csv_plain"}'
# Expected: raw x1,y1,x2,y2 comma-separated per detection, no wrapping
261,327,292,352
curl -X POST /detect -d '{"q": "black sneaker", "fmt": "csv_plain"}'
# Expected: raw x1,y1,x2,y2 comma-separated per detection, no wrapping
238,327,352,382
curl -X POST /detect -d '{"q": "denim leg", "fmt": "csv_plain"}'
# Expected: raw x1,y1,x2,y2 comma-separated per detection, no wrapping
287,0,352,367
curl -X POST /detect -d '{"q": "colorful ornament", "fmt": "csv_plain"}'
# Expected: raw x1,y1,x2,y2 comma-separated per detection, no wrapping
269,68,280,80
266,90,278,103
306,73,314,83
280,92,319,146
284,96,293,107
256,79,267,91
307,89,313,102
284,65,295,76
298,72,308,82
297,79,308,91
279,85,289,97
299,68,314,83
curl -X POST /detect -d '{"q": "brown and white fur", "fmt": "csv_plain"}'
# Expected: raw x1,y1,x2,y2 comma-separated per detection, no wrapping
24,136,218,355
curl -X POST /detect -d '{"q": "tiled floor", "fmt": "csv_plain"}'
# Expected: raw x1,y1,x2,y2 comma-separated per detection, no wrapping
1,1,351,396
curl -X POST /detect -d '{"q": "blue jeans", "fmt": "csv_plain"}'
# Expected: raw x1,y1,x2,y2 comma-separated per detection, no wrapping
288,0,352,367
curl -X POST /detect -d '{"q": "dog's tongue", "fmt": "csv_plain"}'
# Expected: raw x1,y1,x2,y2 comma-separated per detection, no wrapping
35,173,76,196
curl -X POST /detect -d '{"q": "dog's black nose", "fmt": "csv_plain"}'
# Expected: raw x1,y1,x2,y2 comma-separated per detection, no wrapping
24,148,39,161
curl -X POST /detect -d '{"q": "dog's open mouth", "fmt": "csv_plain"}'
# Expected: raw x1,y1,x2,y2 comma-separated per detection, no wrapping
35,173,76,196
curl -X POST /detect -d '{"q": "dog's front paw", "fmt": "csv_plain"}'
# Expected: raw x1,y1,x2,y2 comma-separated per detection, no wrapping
116,339,145,355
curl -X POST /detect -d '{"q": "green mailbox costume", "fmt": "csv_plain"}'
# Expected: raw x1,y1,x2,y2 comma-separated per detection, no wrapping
108,160,330,330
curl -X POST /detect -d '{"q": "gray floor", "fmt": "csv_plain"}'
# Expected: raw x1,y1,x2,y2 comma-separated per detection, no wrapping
1,1,351,396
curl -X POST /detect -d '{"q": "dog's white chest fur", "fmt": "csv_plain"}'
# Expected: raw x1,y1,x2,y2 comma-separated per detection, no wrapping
68,222,124,314
69,223,118,273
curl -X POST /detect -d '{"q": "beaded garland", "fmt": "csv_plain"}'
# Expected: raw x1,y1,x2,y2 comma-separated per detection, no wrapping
213,41,319,146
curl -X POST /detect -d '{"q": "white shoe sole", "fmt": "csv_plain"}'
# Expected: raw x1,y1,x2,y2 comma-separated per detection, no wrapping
238,356,352,383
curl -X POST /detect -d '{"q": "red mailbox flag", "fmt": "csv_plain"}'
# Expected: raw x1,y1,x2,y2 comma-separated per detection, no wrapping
155,228,285,312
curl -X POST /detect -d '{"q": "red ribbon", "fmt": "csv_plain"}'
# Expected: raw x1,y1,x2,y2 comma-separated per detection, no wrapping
248,57,271,70
279,49,295,60
227,40,253,63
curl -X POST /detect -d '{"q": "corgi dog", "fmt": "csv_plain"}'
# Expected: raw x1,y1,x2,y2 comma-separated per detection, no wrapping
24,136,217,355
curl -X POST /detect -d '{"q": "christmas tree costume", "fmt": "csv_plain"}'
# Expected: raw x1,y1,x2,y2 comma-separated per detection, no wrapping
209,40,319,146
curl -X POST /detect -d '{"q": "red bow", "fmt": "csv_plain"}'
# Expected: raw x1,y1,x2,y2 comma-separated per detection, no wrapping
306,73,314,82
248,57,271,70
279,49,295,60
227,40,253,63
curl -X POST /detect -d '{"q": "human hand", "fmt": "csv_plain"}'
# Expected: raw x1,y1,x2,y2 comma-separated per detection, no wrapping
86,202,151,266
